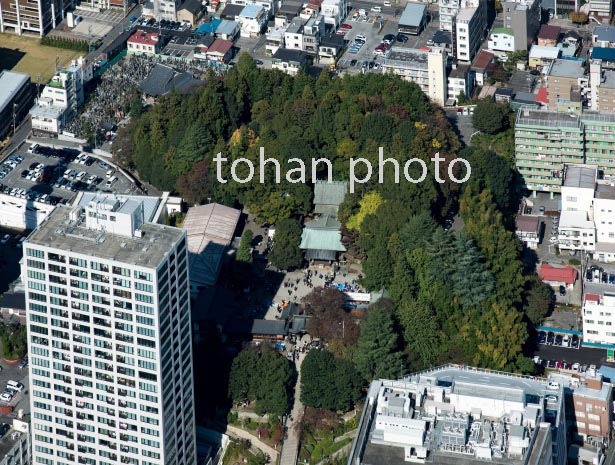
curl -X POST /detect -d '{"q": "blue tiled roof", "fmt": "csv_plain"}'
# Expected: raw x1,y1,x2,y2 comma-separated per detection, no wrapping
592,47,615,61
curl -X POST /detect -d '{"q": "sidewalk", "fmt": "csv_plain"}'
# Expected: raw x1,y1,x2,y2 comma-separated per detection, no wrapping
279,352,306,465
225,424,279,461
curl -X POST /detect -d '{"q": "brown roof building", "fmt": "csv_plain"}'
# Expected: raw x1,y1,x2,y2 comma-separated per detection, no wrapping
538,24,561,47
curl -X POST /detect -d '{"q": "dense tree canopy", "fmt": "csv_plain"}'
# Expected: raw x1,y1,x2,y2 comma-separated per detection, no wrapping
472,98,510,135
301,350,362,412
228,347,294,417
269,218,303,270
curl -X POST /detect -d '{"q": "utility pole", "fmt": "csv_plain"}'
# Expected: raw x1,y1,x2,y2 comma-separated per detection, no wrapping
36,73,42,98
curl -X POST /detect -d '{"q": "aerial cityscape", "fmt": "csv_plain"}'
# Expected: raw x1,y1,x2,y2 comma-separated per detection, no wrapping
1,0,615,462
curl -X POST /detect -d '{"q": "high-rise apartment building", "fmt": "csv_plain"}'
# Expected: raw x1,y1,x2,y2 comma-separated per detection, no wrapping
24,195,196,465
501,0,541,51
515,109,615,192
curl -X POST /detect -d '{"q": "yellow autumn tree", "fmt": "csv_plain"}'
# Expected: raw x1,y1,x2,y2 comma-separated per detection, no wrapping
346,192,384,232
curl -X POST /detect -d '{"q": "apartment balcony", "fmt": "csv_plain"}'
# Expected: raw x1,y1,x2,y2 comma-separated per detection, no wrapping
118,388,128,397
118,400,127,407
96,351,113,361
107,397,116,405
116,334,133,343
94,318,111,328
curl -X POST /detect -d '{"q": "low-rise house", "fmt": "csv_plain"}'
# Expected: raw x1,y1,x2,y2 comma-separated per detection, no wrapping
177,0,204,25
488,27,515,52
471,49,494,86
593,26,615,47
515,215,541,249
276,1,303,24
205,39,234,63
539,263,578,290
537,24,561,47
266,26,286,54
320,0,346,28
193,35,216,60
284,16,306,50
237,4,268,37
318,33,344,64
220,3,245,20
302,14,324,54
494,87,513,103
447,64,473,101
127,29,162,55
272,48,307,75
215,19,240,41
591,47,615,69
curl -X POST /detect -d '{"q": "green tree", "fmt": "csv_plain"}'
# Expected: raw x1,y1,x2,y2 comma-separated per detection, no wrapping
129,96,144,118
237,229,254,263
395,299,439,367
301,350,361,411
523,276,553,326
228,347,293,417
269,218,303,270
354,306,404,381
471,98,510,135
452,234,495,311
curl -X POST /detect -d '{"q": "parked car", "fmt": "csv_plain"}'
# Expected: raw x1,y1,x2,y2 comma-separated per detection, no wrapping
572,363,580,372
17,357,27,369
546,332,555,345
554,334,563,345
341,23,352,29
27,143,39,154
559,285,566,296
571,335,579,348
538,331,547,344
546,395,558,403
562,334,570,346
547,381,560,390
396,33,409,42
0,392,11,402
556,360,564,368
539,206,546,215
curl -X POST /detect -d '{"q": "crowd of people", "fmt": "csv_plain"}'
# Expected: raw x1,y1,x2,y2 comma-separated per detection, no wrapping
65,54,215,142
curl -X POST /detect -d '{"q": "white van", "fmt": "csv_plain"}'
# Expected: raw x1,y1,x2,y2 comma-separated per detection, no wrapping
371,6,382,12
105,169,115,179
105,176,118,188
7,380,24,392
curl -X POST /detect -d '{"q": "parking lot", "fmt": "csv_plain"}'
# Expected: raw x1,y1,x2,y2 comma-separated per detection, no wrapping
337,7,442,74
0,143,135,205
0,360,29,414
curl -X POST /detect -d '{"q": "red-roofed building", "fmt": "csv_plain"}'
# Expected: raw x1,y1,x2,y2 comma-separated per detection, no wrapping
537,25,561,47
127,30,161,55
471,50,494,86
585,293,600,303
539,263,578,289
206,39,234,63
535,87,548,105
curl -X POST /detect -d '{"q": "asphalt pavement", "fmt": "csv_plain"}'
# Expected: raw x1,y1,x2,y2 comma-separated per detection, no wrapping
533,343,615,369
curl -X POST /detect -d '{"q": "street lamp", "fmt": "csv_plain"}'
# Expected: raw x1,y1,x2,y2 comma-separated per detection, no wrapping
12,103,17,135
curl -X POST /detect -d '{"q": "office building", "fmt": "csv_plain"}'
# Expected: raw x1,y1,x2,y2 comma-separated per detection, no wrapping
0,71,33,141
0,0,75,35
501,0,541,51
398,2,427,36
24,194,196,465
347,365,567,465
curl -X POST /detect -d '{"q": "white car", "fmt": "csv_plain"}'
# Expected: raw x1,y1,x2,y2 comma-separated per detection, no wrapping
549,236,558,243
86,175,98,185
562,335,570,346
76,171,87,180
0,392,12,402
547,381,560,391
27,144,39,154
383,0,391,5
356,34,367,41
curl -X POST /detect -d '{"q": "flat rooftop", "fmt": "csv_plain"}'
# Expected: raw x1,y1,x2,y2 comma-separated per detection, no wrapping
0,71,29,115
351,366,562,465
563,165,596,189
26,205,184,269
515,108,582,129
548,59,585,78
384,47,428,69
399,2,426,27
596,183,615,200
